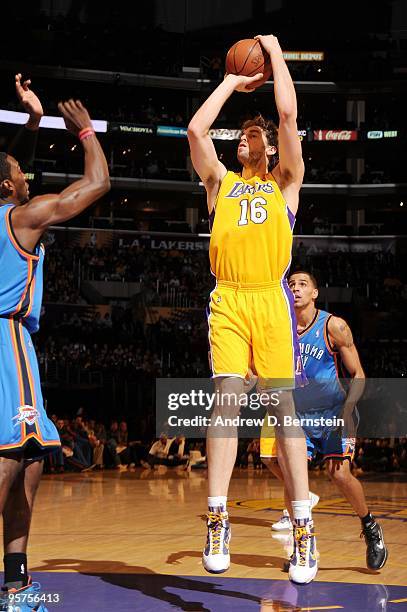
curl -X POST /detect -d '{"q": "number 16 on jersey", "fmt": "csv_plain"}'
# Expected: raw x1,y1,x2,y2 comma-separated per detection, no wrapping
238,196,268,226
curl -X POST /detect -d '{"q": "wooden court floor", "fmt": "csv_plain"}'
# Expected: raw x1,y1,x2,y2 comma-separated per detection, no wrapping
2,468,407,611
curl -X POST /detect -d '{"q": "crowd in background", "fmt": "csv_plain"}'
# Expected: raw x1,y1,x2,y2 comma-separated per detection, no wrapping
44,413,407,477
31,238,407,415
42,238,407,310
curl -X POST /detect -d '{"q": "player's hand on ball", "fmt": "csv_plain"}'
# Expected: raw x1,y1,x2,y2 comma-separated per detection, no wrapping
58,99,93,136
226,72,264,93
254,34,281,55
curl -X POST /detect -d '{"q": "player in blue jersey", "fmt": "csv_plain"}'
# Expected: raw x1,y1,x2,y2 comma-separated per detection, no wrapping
0,91,110,610
260,271,387,571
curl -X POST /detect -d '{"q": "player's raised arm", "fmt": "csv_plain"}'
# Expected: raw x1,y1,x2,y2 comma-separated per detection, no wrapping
187,73,262,212
12,100,110,251
328,316,366,406
8,73,44,167
255,35,304,212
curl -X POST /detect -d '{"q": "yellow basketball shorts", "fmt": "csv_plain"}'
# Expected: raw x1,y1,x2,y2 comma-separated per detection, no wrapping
207,279,306,388
260,418,278,458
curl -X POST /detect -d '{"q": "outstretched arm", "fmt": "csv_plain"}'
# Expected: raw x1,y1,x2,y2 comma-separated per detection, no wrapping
255,35,304,213
12,100,110,251
8,73,44,167
187,72,263,212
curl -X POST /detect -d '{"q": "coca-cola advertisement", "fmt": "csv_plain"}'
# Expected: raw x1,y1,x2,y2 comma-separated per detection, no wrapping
313,129,358,141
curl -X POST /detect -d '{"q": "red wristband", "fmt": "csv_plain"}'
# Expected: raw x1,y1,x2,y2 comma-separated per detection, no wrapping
79,127,95,141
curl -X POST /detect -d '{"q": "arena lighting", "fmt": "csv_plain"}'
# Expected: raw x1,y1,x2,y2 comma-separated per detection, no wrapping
0,109,108,132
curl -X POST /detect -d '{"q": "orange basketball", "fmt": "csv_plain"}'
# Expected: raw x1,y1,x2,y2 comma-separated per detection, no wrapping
225,39,272,89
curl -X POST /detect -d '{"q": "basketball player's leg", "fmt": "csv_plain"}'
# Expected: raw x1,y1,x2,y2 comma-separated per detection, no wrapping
260,419,292,522
326,458,367,516
261,401,317,582
253,286,317,583
262,457,293,526
2,456,43,588
262,456,285,481
272,392,314,534
0,453,27,590
273,392,309,502
204,375,245,573
252,287,310,504
326,456,387,569
207,293,249,496
260,423,319,529
207,375,244,496
204,284,251,571
0,454,23,514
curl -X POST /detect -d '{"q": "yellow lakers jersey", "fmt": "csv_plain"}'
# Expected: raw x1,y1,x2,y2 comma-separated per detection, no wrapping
209,171,295,283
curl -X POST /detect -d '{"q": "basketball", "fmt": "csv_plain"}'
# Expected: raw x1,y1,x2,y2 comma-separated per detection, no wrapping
225,38,272,89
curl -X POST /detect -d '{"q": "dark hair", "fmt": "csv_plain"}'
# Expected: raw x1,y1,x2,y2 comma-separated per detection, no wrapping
0,152,11,182
241,114,279,167
288,270,318,289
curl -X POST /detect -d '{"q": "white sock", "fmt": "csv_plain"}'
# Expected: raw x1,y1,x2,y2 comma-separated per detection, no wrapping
208,496,227,512
292,499,311,526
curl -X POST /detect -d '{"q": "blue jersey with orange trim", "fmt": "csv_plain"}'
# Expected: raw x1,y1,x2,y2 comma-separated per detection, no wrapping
294,309,345,413
0,203,44,334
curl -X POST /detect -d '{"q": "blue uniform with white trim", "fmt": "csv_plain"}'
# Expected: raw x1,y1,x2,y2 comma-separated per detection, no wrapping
294,309,356,461
0,203,60,456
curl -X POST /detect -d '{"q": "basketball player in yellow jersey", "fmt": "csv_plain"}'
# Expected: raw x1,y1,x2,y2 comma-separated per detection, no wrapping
188,34,316,584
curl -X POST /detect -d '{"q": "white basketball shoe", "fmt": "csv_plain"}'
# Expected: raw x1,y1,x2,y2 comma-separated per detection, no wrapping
202,511,231,573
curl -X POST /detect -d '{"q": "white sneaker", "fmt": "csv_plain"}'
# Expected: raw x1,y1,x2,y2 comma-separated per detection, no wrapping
202,511,231,573
273,492,319,531
272,509,292,531
272,531,294,559
309,491,320,510
289,520,318,584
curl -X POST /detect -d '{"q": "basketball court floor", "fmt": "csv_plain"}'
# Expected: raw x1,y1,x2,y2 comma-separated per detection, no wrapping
2,468,406,611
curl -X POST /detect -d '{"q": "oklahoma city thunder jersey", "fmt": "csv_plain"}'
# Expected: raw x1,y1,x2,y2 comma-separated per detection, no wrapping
261,309,355,458
294,309,346,414
0,203,43,333
209,171,295,283
0,202,60,455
